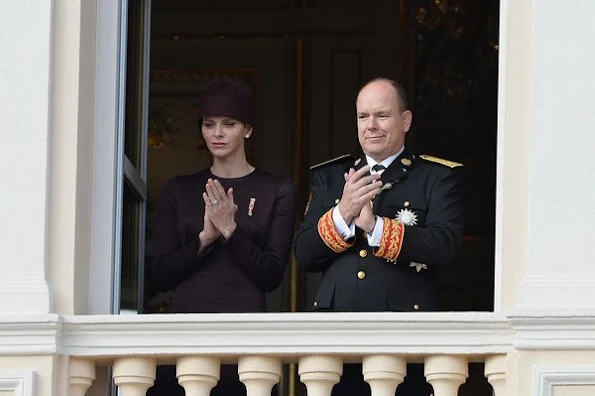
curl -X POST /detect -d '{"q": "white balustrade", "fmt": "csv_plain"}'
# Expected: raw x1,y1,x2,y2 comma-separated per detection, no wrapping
298,355,343,396
67,353,509,396
113,357,156,396
68,358,96,396
362,355,406,396
424,355,468,396
238,356,282,396
177,356,221,396
58,313,510,395
485,355,507,396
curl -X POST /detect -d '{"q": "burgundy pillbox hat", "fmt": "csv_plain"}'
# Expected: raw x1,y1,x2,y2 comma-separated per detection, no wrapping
198,79,255,126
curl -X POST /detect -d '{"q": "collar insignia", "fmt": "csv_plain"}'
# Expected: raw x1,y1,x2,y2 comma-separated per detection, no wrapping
395,208,418,226
401,158,412,166
380,182,393,191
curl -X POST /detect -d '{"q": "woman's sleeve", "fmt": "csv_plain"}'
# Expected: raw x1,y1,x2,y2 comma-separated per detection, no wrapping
151,178,220,292
223,179,297,292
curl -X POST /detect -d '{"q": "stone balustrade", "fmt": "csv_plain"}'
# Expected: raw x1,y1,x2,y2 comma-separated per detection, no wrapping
18,312,516,395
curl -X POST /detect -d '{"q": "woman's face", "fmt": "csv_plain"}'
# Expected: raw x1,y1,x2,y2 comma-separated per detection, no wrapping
201,116,251,160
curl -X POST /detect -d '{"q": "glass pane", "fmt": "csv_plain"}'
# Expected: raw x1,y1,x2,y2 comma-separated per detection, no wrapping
124,0,150,169
120,180,142,313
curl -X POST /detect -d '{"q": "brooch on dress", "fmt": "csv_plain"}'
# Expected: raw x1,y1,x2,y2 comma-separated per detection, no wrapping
395,208,418,226
248,197,256,216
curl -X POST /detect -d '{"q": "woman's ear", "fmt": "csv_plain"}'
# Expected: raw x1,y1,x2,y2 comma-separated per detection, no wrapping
244,125,253,138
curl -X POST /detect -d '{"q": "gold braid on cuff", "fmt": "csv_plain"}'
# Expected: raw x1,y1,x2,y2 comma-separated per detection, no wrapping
373,217,405,262
317,207,353,253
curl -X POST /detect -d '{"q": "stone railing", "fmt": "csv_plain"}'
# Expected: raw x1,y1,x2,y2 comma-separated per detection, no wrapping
61,312,512,396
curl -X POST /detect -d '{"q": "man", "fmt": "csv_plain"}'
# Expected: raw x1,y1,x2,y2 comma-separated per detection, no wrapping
293,77,464,395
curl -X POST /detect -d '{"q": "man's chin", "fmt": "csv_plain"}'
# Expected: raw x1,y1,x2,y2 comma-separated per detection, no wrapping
362,148,385,158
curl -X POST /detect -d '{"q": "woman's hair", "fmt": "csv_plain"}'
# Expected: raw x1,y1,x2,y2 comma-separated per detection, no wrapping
198,77,254,126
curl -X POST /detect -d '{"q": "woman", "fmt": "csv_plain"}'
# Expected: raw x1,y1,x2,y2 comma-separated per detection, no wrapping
149,78,296,395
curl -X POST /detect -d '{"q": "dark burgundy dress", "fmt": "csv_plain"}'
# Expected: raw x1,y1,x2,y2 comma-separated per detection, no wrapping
148,168,296,396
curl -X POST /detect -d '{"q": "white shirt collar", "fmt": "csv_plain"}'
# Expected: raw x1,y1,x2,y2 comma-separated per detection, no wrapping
366,146,405,172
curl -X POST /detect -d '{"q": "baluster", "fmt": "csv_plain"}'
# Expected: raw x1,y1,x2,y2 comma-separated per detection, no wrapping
238,356,282,396
69,358,96,396
176,356,221,396
113,357,156,396
485,355,507,396
298,355,342,396
424,355,468,396
363,355,406,396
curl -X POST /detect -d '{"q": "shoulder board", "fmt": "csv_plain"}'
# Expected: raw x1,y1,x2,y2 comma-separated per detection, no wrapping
310,154,354,170
419,154,463,168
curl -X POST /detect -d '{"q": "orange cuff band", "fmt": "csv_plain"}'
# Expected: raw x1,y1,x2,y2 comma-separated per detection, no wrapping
317,207,353,253
373,217,405,262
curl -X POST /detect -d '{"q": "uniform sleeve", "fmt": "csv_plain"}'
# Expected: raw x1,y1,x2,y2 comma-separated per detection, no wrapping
293,170,354,273
223,179,297,292
373,168,464,267
151,178,221,292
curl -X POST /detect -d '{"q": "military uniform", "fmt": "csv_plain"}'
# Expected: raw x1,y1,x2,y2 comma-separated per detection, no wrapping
294,148,464,312
294,148,464,395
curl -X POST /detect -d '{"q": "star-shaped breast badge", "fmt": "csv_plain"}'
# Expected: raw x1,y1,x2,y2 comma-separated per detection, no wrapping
395,208,418,226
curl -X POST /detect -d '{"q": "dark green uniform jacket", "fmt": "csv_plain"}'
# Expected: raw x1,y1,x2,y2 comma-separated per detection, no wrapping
294,148,464,312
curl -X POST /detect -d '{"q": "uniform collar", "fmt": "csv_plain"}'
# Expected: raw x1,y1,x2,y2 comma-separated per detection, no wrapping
378,147,415,186
365,147,403,174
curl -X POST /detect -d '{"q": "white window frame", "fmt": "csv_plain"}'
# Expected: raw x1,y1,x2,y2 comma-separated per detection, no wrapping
89,0,128,314
87,0,519,315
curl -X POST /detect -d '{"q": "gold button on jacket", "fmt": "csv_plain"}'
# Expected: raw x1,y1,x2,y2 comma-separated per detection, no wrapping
357,271,366,279
359,249,367,258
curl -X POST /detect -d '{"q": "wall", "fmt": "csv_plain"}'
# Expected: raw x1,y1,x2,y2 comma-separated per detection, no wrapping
518,0,595,310
0,357,56,396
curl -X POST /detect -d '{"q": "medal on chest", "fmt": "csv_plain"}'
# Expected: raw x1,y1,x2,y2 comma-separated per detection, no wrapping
395,208,418,226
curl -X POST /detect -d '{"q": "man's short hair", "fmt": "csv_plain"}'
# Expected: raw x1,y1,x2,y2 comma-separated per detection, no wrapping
359,77,409,112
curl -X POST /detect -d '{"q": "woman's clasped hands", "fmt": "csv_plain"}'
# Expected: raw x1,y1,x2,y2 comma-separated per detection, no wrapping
200,178,238,246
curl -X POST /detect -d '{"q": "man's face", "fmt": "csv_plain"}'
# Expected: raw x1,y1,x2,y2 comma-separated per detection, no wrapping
356,80,412,163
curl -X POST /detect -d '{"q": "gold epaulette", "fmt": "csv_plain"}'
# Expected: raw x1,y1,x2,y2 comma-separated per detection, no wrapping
310,154,354,170
419,154,463,168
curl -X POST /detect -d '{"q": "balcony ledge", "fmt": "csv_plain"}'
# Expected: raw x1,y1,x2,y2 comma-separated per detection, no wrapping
3,311,595,358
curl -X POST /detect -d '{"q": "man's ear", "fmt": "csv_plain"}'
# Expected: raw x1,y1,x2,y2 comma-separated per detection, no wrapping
402,110,413,132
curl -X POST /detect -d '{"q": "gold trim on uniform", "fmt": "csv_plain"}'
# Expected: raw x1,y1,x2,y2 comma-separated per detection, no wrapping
373,217,405,262
419,154,463,168
310,154,353,170
317,208,353,253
